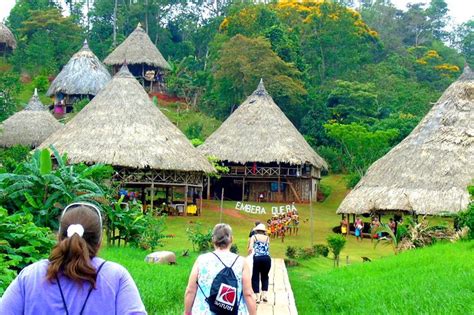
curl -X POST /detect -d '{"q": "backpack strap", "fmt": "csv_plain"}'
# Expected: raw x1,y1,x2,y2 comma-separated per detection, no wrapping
56,260,107,315
196,281,209,302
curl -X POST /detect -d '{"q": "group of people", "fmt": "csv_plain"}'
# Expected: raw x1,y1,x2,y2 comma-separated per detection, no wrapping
340,215,399,241
264,211,299,242
0,202,271,315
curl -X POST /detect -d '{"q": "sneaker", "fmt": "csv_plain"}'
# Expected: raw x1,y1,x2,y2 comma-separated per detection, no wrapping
261,291,268,302
255,293,260,304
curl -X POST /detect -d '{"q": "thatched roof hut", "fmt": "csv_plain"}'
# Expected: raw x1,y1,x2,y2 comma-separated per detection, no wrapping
104,24,171,71
39,65,213,173
337,66,474,215
47,40,111,97
198,80,327,169
0,90,62,148
0,22,16,53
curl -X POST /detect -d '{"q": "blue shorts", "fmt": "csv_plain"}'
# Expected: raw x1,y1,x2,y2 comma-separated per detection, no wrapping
355,229,361,237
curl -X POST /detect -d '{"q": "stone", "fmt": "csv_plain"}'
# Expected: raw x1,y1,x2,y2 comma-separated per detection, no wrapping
145,251,176,264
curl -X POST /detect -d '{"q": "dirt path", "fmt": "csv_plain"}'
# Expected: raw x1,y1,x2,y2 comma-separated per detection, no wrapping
256,258,298,315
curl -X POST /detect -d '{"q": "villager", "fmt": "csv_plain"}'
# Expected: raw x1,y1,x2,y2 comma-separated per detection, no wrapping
0,202,146,314
248,223,271,304
355,217,363,242
185,223,256,315
389,218,397,235
340,216,349,236
371,217,381,239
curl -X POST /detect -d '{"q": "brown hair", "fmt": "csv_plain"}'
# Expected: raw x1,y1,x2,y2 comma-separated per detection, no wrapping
212,223,233,249
46,206,102,287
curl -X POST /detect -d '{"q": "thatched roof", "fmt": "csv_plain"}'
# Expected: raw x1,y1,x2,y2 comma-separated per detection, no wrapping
103,23,171,70
47,40,111,97
337,66,474,215
39,66,214,173
0,90,62,148
198,80,327,169
0,22,16,50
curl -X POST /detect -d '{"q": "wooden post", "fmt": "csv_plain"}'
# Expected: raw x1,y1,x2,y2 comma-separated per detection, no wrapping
310,191,314,246
219,188,224,223
199,188,203,216
241,177,245,202
207,175,211,200
277,163,281,202
150,182,155,214
184,184,188,217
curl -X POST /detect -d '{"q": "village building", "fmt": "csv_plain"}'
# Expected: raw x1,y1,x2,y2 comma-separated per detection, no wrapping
0,22,16,56
103,23,171,93
0,89,62,148
40,65,214,215
198,80,327,203
47,40,111,116
337,66,474,217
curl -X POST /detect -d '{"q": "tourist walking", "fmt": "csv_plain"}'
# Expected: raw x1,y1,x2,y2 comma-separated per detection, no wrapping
355,216,364,242
184,223,256,315
0,202,147,315
248,223,271,304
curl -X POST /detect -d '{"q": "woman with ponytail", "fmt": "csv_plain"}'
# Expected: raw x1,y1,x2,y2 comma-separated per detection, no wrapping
0,202,147,315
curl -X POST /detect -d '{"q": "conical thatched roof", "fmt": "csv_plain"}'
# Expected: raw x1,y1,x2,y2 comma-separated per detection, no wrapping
39,66,213,172
103,24,171,70
0,22,16,50
337,66,474,215
198,80,327,169
0,90,62,148
47,40,111,97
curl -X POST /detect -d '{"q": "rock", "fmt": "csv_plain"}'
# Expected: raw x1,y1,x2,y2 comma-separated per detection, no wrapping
145,251,176,264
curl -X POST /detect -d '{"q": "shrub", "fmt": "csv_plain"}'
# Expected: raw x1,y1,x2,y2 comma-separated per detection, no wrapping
286,246,297,259
73,98,89,113
186,223,213,252
318,183,332,201
32,75,49,92
191,138,203,147
297,247,316,260
327,234,347,267
185,121,203,139
0,145,30,173
0,207,55,293
313,244,330,257
345,172,361,188
456,186,474,239
230,244,239,254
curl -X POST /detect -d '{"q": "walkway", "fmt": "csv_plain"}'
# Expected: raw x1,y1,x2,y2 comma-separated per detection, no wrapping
256,258,298,315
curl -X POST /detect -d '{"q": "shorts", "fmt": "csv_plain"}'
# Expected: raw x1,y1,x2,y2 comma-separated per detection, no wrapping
355,229,361,237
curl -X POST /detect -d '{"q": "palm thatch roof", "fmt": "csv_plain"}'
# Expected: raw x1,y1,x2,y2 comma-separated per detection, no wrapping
103,23,171,70
0,22,16,50
198,80,327,169
47,40,111,97
337,66,474,215
0,89,62,148
39,66,213,173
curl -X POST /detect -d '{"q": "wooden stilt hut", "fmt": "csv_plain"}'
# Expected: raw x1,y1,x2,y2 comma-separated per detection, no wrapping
103,23,171,93
47,40,111,115
337,66,474,218
198,79,327,203
0,89,62,148
40,65,214,215
0,22,16,57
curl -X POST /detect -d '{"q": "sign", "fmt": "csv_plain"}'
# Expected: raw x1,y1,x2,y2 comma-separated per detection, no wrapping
235,202,298,215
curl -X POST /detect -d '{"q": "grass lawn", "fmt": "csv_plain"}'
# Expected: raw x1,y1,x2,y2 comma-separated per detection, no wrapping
288,240,474,315
100,175,459,314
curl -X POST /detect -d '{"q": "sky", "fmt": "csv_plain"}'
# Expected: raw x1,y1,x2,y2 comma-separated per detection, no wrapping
0,0,473,26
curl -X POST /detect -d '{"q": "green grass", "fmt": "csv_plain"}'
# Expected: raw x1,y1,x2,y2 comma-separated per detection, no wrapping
289,241,474,315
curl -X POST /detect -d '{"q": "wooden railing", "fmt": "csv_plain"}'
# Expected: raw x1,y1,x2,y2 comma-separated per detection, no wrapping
225,166,310,177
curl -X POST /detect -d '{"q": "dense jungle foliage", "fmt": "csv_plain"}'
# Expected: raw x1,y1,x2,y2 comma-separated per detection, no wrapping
1,0,472,185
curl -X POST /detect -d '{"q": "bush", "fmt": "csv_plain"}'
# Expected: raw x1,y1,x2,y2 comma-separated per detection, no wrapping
0,145,30,173
318,183,332,201
456,186,474,239
0,207,55,293
345,172,361,188
230,244,239,254
32,75,49,92
327,234,347,267
313,244,330,257
73,99,89,113
297,247,316,260
185,121,203,139
186,223,213,252
134,214,167,251
286,246,297,259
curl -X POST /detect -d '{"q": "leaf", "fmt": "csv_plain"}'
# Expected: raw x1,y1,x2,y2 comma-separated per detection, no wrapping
39,149,52,175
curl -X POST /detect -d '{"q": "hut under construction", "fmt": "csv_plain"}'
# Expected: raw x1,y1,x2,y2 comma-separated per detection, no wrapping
0,89,62,148
337,66,474,217
47,40,111,115
198,80,327,203
103,23,171,93
0,22,16,56
40,65,214,214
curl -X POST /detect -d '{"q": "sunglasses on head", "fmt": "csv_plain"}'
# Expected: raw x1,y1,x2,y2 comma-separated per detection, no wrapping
60,202,103,232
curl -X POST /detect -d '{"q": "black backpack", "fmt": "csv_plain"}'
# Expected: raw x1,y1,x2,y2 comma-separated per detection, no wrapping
197,252,242,315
